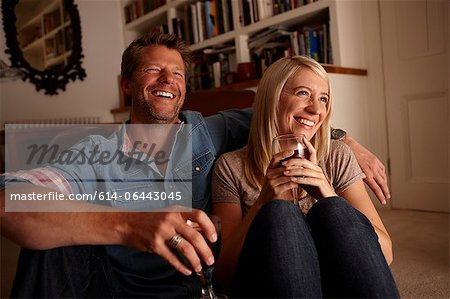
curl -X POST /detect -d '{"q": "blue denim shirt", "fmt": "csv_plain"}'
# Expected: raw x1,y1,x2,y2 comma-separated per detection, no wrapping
2,108,252,297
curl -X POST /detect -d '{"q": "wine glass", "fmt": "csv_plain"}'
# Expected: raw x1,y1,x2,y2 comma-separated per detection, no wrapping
272,134,309,205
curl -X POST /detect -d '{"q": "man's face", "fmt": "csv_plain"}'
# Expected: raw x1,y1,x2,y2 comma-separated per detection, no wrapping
125,45,186,124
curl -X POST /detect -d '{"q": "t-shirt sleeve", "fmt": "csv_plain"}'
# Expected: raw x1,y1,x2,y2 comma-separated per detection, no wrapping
211,154,241,205
326,140,366,194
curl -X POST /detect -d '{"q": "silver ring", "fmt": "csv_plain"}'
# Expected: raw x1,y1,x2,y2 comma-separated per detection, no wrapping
168,233,183,249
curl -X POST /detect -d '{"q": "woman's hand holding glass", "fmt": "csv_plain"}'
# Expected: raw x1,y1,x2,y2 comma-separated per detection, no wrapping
257,149,303,205
282,137,337,200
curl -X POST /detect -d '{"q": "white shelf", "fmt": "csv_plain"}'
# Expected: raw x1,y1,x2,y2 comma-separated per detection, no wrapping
121,0,366,73
124,4,168,32
22,38,43,53
238,0,330,37
45,51,72,68
189,31,236,51
17,0,60,32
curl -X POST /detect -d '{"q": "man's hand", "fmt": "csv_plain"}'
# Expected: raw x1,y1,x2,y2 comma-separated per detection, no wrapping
343,136,391,204
118,208,217,276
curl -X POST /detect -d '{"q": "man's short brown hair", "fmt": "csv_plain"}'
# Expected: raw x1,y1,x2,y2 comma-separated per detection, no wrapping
121,32,191,80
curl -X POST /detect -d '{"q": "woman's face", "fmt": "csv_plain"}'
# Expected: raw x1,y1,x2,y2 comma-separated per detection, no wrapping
276,67,329,140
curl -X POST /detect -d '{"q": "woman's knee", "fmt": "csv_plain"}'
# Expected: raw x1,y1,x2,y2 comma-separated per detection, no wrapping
256,199,307,229
307,197,375,235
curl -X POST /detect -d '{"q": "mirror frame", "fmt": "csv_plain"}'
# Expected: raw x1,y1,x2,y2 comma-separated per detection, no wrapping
1,0,86,95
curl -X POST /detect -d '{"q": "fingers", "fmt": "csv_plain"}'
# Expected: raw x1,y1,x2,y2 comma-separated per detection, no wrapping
172,230,212,273
375,162,391,201
364,177,386,205
186,210,217,243
175,210,219,271
270,150,295,168
302,137,317,164
265,159,300,196
159,243,193,276
149,210,216,276
360,158,391,204
364,166,390,205
282,159,336,199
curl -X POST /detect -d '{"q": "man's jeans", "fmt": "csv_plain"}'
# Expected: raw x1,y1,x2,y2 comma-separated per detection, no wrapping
10,245,202,298
233,197,400,298
10,246,120,298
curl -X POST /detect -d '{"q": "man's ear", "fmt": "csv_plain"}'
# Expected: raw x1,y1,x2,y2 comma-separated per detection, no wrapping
120,76,132,97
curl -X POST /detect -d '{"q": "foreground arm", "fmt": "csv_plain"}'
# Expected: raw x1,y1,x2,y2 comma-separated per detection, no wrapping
339,181,393,264
343,135,391,204
1,184,216,276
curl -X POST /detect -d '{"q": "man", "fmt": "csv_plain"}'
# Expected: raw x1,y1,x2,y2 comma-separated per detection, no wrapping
1,32,390,298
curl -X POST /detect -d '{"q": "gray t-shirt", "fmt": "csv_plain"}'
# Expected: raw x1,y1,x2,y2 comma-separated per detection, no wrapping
212,140,365,215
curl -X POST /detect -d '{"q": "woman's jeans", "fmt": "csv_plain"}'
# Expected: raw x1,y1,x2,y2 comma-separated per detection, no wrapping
232,197,400,298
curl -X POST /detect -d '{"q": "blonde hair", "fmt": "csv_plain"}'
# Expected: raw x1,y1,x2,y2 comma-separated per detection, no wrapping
244,56,333,189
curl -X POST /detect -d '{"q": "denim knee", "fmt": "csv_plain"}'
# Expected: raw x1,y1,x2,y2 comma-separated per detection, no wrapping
307,196,375,234
258,199,307,228
234,200,322,298
306,198,399,298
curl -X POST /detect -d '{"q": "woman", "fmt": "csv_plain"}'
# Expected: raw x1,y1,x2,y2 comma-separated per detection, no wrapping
211,56,399,298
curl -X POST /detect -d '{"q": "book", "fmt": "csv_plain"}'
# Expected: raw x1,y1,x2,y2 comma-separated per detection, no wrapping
221,0,231,32
172,18,185,40
212,61,221,87
205,1,214,39
308,28,319,61
248,27,292,49
190,3,199,44
215,0,225,34
211,0,219,36
196,1,205,42
242,0,252,25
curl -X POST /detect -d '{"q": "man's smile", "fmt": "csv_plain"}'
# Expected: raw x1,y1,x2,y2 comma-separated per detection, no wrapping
151,90,175,99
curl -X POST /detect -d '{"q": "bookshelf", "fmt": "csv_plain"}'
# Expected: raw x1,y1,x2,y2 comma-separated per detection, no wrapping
16,0,72,71
121,0,367,91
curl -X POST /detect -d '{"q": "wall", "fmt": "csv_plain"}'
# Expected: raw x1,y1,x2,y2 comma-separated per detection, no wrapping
0,0,125,126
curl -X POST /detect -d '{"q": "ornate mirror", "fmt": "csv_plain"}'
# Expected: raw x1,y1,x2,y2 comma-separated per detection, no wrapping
1,0,86,95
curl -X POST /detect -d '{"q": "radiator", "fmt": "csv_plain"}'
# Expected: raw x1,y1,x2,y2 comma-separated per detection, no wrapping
3,116,101,129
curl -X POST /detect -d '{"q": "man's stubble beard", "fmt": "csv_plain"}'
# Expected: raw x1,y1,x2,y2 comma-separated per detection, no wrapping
135,93,183,124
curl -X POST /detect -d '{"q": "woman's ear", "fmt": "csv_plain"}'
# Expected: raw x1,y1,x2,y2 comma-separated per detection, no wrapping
120,76,132,97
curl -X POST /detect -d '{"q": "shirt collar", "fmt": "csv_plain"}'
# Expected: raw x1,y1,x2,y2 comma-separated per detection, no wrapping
118,121,185,176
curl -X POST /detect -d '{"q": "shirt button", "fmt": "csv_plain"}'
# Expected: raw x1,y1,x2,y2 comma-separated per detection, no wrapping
195,166,200,171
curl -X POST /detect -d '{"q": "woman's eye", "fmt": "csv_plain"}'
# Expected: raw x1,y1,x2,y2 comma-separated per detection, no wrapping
296,90,310,97
320,97,329,103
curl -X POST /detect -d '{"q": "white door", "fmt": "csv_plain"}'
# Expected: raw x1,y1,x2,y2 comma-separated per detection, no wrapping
380,0,449,212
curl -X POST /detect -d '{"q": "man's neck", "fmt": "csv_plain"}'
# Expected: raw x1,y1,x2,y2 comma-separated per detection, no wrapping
128,118,182,175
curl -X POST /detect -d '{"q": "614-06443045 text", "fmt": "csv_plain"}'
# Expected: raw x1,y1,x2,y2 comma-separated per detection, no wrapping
8,191,182,201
